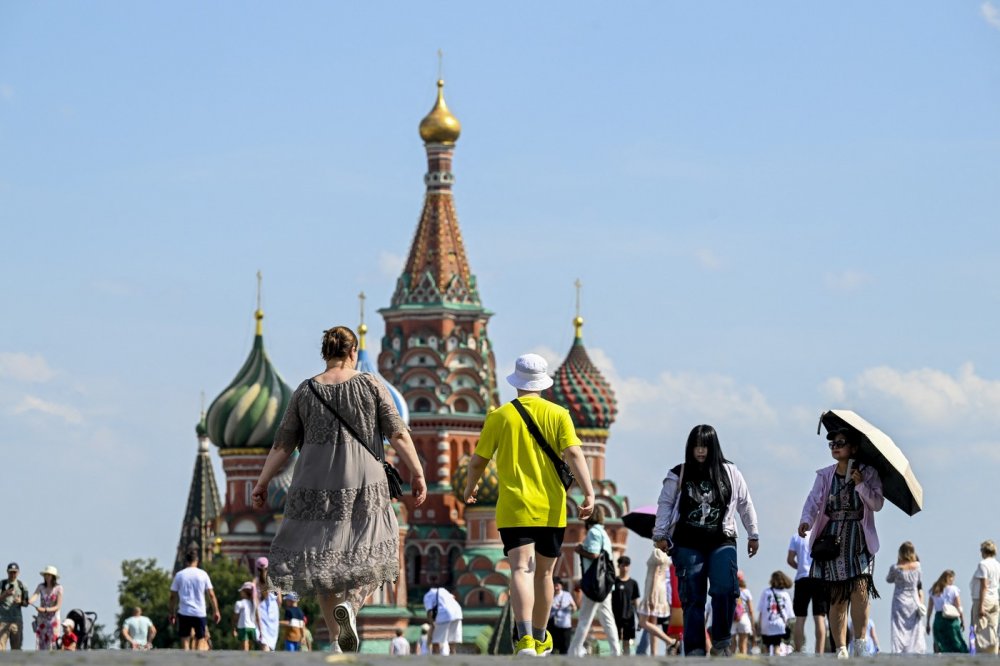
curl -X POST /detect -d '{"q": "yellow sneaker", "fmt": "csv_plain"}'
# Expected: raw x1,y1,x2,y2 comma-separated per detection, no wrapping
515,634,537,656
535,631,553,656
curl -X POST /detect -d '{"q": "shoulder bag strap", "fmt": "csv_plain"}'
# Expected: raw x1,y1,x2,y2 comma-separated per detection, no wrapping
308,379,382,464
511,398,564,472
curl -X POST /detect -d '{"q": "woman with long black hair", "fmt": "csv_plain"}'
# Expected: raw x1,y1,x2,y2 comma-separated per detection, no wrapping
652,425,759,656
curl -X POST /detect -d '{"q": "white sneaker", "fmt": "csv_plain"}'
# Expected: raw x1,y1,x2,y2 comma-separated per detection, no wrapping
836,646,849,659
333,601,358,653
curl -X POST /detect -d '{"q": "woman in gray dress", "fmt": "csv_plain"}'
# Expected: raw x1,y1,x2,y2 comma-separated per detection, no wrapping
886,541,926,653
252,326,427,653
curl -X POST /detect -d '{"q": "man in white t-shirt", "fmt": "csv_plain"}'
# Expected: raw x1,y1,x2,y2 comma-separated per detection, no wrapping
423,587,463,655
972,539,1000,654
389,627,410,655
168,549,220,650
787,532,828,653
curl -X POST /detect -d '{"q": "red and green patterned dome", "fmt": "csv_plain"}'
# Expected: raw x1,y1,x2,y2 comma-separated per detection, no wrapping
543,316,617,430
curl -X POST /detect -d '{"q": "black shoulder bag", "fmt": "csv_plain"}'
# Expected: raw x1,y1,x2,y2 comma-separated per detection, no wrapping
308,379,405,500
579,530,616,602
428,589,440,621
511,398,575,490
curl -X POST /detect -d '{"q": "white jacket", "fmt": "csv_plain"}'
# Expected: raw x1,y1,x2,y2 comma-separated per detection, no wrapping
651,462,759,545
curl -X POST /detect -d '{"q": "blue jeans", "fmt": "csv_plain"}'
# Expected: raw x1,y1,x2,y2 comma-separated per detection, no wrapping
673,544,739,655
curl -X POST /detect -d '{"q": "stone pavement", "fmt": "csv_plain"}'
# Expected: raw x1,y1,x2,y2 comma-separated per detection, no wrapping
0,654,988,666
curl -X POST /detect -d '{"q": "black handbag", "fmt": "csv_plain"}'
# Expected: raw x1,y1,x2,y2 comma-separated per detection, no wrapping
511,399,575,490
810,533,840,561
308,379,405,500
579,532,616,602
428,589,440,621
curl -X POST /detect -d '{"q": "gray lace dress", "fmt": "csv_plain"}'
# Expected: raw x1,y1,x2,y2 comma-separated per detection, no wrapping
267,373,407,606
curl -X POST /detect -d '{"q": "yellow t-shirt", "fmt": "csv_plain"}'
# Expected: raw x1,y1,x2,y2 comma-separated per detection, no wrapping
475,395,581,528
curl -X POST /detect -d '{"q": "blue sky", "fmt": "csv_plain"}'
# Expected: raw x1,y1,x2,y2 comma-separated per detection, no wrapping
2,1,999,649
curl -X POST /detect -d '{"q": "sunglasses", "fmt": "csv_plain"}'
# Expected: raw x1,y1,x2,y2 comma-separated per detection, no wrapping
828,440,849,449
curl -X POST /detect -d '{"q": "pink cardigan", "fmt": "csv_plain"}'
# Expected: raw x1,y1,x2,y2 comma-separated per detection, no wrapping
799,463,884,557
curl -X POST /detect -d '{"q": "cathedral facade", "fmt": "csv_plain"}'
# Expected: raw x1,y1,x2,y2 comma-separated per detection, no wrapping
176,78,630,651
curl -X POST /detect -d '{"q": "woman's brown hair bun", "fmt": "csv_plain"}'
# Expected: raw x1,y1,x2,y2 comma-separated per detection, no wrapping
321,326,358,361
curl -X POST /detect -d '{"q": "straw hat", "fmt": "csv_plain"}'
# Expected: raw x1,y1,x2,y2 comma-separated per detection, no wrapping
40,565,58,578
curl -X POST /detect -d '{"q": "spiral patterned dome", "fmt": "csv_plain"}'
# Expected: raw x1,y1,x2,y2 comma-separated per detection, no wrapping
452,454,500,505
206,310,292,450
267,449,299,511
542,317,617,429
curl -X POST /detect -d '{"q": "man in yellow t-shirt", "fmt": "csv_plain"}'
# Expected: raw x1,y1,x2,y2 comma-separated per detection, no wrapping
464,353,595,656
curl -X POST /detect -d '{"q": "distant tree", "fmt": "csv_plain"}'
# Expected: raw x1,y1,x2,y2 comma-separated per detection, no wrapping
115,558,172,649
200,556,253,650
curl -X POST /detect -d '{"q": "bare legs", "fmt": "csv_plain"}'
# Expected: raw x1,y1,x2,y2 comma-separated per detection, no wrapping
793,614,827,653
508,544,557,639
638,614,675,655
829,584,869,650
318,591,347,643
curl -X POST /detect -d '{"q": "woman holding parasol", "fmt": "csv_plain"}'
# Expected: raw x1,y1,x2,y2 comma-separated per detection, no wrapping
798,426,884,659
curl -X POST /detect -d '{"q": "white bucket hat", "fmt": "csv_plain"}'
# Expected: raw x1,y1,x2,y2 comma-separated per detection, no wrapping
506,354,553,391
40,565,58,578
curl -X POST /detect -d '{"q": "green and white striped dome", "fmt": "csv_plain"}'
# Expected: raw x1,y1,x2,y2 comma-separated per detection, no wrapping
206,310,292,450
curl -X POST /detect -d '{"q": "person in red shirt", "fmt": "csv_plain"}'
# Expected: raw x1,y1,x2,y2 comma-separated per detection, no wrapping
61,619,78,651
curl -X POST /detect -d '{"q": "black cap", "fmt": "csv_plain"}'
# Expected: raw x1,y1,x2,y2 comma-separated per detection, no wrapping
6,562,18,572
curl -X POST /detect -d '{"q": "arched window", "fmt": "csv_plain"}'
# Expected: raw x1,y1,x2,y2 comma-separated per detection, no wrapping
414,397,432,413
454,398,469,413
405,546,422,587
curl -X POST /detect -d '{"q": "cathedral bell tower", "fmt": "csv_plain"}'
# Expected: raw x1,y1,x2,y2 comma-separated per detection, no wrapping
378,78,500,601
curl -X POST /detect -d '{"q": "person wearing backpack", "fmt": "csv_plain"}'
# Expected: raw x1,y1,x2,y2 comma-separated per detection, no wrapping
652,425,760,656
568,506,622,656
759,572,795,655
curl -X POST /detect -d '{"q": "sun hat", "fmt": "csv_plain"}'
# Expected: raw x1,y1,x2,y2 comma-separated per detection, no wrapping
255,556,269,569
6,562,18,572
284,591,299,602
62,618,74,629
40,565,58,578
239,582,254,592
506,353,553,392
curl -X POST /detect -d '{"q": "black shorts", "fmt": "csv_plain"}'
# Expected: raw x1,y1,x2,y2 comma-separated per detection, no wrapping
499,527,566,558
615,617,636,641
793,577,829,617
177,613,207,640
762,633,785,647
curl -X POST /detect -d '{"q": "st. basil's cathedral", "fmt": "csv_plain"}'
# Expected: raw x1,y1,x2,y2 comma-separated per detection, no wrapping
175,78,630,651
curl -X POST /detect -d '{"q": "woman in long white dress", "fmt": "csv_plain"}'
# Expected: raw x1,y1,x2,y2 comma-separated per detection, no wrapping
886,541,926,653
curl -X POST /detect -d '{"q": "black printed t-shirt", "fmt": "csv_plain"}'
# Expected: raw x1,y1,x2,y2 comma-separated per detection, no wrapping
672,463,735,550
612,577,641,621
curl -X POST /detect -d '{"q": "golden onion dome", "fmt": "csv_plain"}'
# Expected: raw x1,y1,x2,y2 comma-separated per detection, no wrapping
419,79,461,145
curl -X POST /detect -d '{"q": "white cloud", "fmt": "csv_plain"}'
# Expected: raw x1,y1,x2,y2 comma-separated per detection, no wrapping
0,352,56,382
983,1,1000,30
824,269,869,292
12,395,83,424
694,248,723,270
824,362,1000,426
378,251,406,278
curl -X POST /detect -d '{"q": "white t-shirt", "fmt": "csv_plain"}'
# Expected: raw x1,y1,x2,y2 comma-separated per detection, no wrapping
788,533,812,580
170,566,214,617
759,588,794,636
550,590,574,629
972,558,1000,602
932,584,960,612
391,635,410,655
234,598,255,629
122,615,154,645
423,588,463,622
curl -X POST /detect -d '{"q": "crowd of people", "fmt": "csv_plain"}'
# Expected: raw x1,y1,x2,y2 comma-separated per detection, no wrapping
3,331,998,657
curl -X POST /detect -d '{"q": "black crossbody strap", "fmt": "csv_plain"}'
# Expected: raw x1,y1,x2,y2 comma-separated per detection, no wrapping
511,398,563,470
308,379,384,464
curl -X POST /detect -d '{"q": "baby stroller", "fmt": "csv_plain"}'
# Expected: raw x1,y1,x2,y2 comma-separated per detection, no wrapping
64,608,98,649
